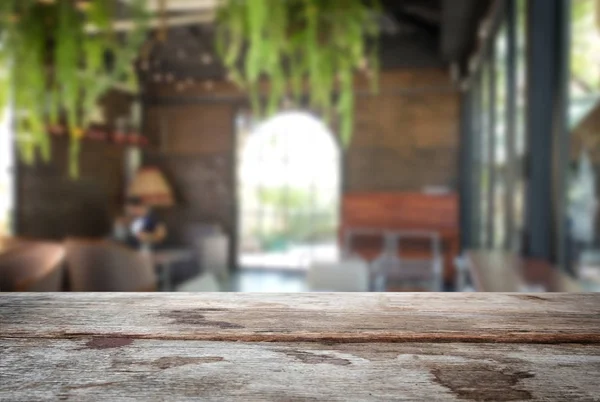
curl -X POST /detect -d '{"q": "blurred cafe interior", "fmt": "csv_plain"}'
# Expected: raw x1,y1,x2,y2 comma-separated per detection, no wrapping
1,0,599,293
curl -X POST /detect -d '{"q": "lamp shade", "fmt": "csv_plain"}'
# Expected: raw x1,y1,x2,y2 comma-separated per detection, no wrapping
128,167,174,207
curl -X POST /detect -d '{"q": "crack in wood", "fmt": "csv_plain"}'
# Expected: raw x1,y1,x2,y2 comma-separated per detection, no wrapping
513,295,552,302
4,332,600,344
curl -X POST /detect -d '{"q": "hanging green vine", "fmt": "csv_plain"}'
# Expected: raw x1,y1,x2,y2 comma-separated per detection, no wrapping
0,0,150,178
215,0,382,147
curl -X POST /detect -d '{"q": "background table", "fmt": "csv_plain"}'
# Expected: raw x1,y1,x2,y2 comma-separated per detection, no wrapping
1,293,599,400
465,251,583,292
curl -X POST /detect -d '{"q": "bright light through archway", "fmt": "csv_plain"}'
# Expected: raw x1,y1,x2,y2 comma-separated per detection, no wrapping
237,111,341,270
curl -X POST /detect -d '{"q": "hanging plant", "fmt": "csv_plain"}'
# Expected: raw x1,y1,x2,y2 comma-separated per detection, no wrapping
215,0,382,147
0,0,151,178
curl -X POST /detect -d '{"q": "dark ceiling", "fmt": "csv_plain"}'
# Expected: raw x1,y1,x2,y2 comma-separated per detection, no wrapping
137,0,491,86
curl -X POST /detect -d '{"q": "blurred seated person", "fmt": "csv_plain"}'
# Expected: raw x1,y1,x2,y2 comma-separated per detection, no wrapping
113,196,167,251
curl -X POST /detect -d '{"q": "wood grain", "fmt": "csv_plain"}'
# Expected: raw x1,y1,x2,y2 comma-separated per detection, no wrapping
1,293,600,401
2,293,599,343
2,339,599,401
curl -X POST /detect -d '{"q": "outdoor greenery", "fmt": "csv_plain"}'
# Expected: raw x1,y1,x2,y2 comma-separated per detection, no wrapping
215,0,382,147
256,211,337,251
571,0,600,95
258,187,314,209
255,186,337,249
0,0,150,178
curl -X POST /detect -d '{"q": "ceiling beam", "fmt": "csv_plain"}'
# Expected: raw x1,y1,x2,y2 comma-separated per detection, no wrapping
86,10,215,33
401,4,442,24
440,0,491,62
121,0,218,12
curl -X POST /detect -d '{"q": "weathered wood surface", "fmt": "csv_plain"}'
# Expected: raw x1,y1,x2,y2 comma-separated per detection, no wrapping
3,339,600,401
1,293,600,401
2,293,599,343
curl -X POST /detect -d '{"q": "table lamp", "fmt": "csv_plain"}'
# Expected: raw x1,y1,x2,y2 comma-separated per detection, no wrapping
127,167,174,207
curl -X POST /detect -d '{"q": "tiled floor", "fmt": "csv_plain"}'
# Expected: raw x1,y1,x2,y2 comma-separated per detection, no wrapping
177,267,456,292
226,269,308,292
239,244,339,271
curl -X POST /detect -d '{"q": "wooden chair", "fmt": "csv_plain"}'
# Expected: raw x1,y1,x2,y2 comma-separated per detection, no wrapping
0,241,65,292
64,239,157,292
340,192,460,283
371,231,443,292
342,228,387,262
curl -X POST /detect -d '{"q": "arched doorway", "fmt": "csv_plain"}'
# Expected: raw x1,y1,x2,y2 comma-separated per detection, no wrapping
237,111,340,270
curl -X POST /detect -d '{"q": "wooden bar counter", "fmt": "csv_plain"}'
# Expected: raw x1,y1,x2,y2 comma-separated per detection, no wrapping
1,293,600,401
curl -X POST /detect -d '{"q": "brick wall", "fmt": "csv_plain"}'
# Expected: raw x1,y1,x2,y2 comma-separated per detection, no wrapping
347,70,460,191
144,70,459,194
142,103,235,249
16,69,459,245
16,91,132,240
17,138,126,239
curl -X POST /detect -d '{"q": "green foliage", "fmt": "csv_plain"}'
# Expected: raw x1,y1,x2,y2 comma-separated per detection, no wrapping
258,187,312,209
255,186,337,246
0,0,151,178
571,0,600,94
215,0,381,147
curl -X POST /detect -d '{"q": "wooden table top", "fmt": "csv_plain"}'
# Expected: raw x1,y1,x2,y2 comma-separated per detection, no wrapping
465,250,583,292
1,293,599,401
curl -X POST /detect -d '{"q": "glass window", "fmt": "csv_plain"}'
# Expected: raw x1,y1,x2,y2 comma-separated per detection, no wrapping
480,62,492,247
494,24,509,249
470,70,483,248
0,104,14,236
0,39,15,236
513,0,528,253
566,0,600,286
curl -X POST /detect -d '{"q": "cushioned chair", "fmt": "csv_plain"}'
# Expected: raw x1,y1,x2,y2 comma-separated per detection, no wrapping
65,239,157,292
0,241,65,292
